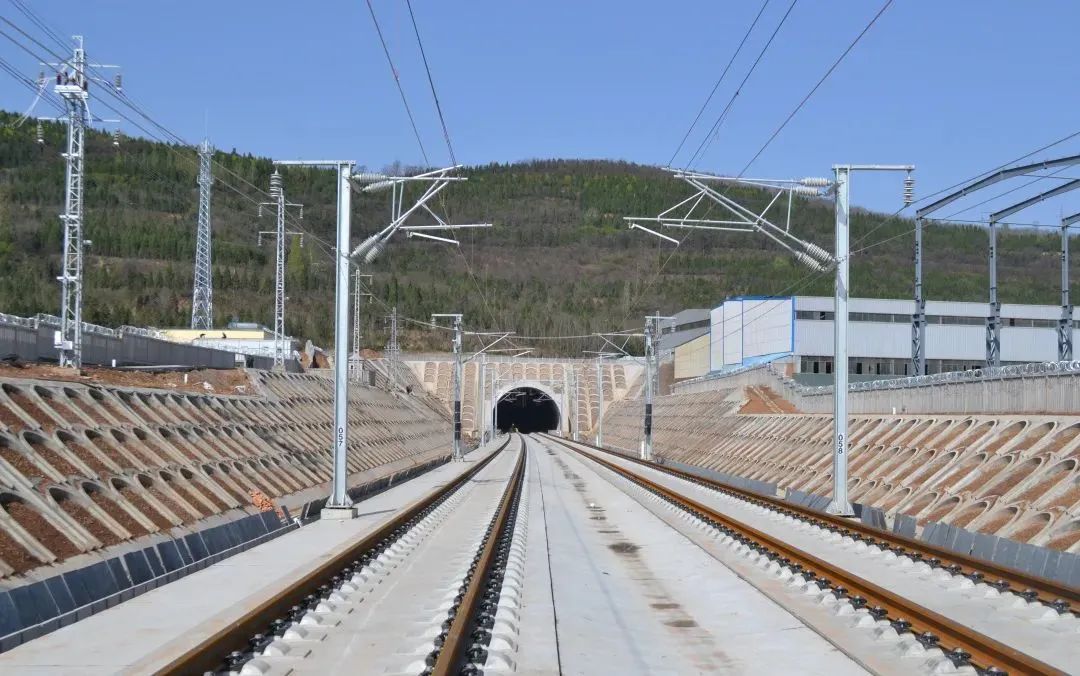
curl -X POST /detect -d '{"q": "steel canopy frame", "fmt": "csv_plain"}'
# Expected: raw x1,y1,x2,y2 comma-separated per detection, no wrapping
912,154,1080,375
1062,210,1080,361
981,179,1080,367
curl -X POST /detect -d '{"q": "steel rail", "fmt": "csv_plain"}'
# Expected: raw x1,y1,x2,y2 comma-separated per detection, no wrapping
155,436,512,676
431,435,527,675
544,434,1078,612
547,435,1064,676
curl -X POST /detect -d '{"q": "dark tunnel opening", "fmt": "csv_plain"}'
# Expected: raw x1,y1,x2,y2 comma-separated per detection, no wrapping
494,387,560,434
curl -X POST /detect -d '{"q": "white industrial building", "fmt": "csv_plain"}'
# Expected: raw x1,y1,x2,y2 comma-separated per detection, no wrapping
668,295,1079,382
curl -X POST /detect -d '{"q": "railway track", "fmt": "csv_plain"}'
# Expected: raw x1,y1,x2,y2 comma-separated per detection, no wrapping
429,437,526,675
155,435,523,676
543,433,1071,676
548,435,1078,614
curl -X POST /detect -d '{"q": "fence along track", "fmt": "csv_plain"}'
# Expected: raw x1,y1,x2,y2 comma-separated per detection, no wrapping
545,435,1065,676
431,435,527,676
154,436,512,676
545,435,1078,613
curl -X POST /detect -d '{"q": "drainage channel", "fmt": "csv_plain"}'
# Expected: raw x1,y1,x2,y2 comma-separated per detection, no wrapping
546,435,1065,676
155,436,513,676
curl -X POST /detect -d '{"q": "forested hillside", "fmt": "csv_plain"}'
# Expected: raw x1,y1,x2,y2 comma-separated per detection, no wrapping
0,111,1073,355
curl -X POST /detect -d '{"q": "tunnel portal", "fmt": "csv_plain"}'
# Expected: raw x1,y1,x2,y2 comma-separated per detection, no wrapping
494,387,560,434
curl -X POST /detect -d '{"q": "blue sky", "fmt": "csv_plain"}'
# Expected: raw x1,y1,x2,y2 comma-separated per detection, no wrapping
2,1,1079,222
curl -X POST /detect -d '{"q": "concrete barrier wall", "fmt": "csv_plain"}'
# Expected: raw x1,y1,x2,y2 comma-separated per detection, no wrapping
673,362,1080,414
0,316,298,372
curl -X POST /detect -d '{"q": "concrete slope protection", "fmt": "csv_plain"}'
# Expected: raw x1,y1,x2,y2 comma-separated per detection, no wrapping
2,430,1073,675
601,387,1080,553
0,369,450,581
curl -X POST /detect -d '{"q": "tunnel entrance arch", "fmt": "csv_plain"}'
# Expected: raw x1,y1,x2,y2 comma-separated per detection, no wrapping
493,383,562,434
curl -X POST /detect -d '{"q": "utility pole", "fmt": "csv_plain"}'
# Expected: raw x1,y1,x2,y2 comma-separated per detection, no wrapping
629,165,913,515
275,160,355,517
351,271,372,380
1062,213,1079,361
45,37,120,368
831,166,854,515
385,306,400,386
257,170,304,369
268,162,480,518
986,216,1002,368
478,352,487,443
433,314,464,460
911,212,926,376
643,313,673,462
570,365,579,441
583,352,623,447
190,139,214,330
595,356,604,446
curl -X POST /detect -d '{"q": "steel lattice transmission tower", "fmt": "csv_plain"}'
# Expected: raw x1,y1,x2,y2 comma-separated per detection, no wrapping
190,139,214,330
387,307,400,357
43,37,122,368
350,271,372,380
258,171,303,369
52,41,89,367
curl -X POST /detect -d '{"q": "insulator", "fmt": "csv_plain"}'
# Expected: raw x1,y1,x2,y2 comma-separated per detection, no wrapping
903,175,915,206
363,239,387,264
362,179,396,193
257,233,263,246
799,177,832,188
112,129,120,147
37,70,45,86
269,171,282,196
351,172,389,184
351,234,379,259
789,185,823,197
794,251,826,272
257,204,263,218
36,120,44,145
803,241,834,264
113,73,122,91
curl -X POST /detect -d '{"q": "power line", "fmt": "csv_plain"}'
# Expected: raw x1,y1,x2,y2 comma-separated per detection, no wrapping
7,0,67,52
404,0,455,166
737,0,893,176
685,0,799,169
364,0,430,166
666,0,771,167
617,1,814,329
2,15,332,271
